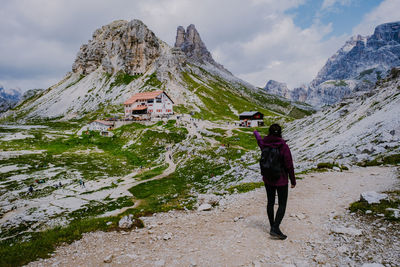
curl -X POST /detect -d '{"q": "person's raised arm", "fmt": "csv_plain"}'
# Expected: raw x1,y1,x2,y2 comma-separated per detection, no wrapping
253,130,262,149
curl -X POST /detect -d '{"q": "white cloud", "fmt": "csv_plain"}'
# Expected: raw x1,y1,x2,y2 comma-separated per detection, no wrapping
352,0,400,36
321,0,352,10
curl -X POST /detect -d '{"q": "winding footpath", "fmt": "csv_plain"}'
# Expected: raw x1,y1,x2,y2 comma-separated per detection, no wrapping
28,166,399,266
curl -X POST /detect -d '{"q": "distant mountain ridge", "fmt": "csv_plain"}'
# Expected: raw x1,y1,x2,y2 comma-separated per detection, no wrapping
264,21,400,107
0,86,21,113
4,19,311,121
286,67,400,170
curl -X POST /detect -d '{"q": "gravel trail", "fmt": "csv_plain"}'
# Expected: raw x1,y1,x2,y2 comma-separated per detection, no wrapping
28,166,399,267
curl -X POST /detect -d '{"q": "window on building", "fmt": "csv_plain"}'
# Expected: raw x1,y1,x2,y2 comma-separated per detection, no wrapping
156,97,162,103
147,99,154,103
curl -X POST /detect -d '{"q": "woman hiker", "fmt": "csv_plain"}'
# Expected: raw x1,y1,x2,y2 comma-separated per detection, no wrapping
254,124,296,240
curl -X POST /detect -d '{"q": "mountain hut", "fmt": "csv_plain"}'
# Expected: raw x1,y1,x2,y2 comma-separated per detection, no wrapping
238,111,264,127
124,91,174,119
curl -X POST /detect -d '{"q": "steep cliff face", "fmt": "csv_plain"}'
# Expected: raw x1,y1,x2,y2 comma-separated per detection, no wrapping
174,24,228,73
263,80,290,98
72,20,161,75
264,22,400,107
303,21,400,106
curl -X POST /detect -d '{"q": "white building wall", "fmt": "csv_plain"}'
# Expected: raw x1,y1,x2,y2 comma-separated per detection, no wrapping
124,92,174,117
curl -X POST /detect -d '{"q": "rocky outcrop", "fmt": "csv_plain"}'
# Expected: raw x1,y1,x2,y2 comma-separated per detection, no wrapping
290,85,308,102
312,22,400,87
174,24,228,72
0,86,21,113
302,21,400,106
285,70,400,169
267,22,400,107
72,19,161,75
263,80,290,98
19,89,43,103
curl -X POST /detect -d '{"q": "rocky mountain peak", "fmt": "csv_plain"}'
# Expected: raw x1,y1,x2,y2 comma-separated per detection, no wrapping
368,21,400,48
174,24,211,62
311,21,400,88
72,19,161,76
263,80,290,98
174,24,228,72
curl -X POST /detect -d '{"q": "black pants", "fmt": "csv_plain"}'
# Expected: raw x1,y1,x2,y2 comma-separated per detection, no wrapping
264,184,288,228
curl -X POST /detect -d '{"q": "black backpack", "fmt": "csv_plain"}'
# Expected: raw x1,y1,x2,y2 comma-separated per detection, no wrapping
260,146,282,182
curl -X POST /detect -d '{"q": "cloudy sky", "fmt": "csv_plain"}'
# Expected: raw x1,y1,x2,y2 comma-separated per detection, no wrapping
1,0,399,91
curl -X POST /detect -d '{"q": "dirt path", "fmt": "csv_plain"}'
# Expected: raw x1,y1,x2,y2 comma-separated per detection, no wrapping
28,166,399,267
102,148,177,217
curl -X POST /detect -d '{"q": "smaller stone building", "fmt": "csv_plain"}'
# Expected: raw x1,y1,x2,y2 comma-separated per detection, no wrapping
87,120,114,136
239,111,264,127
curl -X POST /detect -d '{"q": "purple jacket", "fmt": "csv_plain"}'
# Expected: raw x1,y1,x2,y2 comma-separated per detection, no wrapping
254,130,296,186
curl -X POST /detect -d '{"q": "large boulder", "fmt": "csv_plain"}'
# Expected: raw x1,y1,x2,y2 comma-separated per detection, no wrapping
119,214,134,229
360,191,388,204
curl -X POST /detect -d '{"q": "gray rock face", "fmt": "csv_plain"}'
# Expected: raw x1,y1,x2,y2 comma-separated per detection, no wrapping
0,86,21,113
118,214,134,229
303,21,400,106
72,19,161,75
312,22,400,87
263,80,290,98
174,24,228,72
290,85,308,102
19,89,43,103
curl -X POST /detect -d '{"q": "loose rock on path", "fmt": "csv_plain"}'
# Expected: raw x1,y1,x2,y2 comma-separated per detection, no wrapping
28,166,399,266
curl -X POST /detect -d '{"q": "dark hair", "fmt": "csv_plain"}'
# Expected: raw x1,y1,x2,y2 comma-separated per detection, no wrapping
268,123,282,138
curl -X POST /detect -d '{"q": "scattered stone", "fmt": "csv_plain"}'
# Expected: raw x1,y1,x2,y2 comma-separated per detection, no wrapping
163,232,172,240
386,208,400,218
233,216,244,222
103,254,113,263
296,213,306,220
360,191,388,204
197,204,212,211
119,215,134,229
197,194,220,206
331,226,362,236
361,264,384,267
365,210,372,214
333,166,341,171
106,221,112,226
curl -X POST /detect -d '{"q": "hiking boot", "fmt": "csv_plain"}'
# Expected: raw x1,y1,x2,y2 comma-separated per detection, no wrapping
270,227,287,240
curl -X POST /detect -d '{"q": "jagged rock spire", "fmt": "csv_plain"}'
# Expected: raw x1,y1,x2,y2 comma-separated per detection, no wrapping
174,24,227,72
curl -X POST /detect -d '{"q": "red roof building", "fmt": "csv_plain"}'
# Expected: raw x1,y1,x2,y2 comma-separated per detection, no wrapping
124,91,174,118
